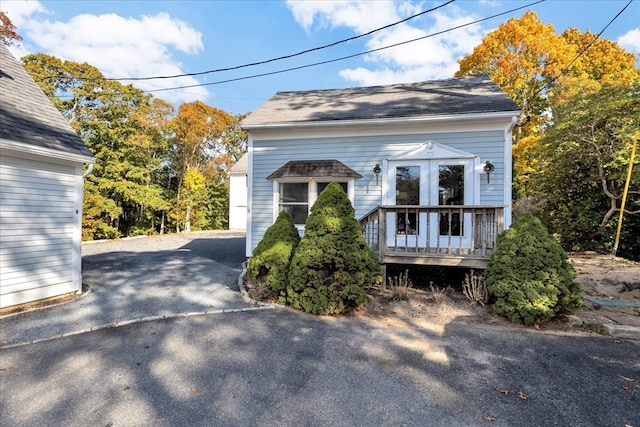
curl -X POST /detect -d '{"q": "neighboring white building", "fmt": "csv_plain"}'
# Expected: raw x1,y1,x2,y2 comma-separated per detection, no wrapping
241,75,520,271
228,153,248,230
0,44,95,308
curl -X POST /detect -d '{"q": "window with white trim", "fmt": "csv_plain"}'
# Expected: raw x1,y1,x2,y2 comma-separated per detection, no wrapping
277,180,351,226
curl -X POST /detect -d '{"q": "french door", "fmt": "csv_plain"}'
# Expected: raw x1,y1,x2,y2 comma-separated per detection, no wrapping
385,159,473,249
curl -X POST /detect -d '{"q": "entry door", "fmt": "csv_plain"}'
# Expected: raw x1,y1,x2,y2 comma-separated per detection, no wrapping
386,159,472,249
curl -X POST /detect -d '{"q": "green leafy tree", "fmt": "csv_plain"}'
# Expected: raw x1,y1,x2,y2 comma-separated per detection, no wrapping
485,213,583,326
287,183,380,314
248,210,300,299
529,80,640,259
22,53,173,238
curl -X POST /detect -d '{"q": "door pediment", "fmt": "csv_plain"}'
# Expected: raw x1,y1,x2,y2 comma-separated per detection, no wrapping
391,140,476,160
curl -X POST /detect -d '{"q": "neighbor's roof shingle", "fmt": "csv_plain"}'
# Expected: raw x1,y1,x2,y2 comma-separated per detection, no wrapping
0,43,93,160
242,75,519,127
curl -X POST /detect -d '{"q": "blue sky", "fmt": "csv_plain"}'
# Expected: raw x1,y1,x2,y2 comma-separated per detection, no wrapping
3,0,639,115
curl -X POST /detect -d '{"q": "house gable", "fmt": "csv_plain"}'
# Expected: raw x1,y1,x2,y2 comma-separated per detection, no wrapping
243,75,519,257
390,140,476,160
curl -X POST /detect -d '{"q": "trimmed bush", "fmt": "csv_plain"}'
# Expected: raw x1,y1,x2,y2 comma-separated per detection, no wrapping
287,182,380,314
485,213,583,325
247,210,300,297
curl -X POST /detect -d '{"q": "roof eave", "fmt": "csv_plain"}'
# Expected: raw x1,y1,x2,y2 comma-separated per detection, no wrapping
1,138,95,164
241,110,521,131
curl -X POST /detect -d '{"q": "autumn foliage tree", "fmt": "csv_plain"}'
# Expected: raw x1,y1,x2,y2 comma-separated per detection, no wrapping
0,11,22,46
457,10,639,258
456,11,638,197
23,53,247,238
168,101,237,231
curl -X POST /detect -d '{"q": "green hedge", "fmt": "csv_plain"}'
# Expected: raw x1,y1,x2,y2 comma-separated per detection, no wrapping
247,210,300,297
287,183,380,314
485,213,583,325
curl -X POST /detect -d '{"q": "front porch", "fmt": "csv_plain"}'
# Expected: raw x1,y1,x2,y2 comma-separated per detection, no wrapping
360,205,505,271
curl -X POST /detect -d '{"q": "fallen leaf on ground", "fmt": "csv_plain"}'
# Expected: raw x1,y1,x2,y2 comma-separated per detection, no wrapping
619,375,635,382
483,415,495,422
190,388,199,394
495,388,508,395
517,391,528,400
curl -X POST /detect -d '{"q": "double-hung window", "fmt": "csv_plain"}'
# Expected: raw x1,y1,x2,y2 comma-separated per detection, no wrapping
268,160,361,228
278,180,350,226
279,182,309,225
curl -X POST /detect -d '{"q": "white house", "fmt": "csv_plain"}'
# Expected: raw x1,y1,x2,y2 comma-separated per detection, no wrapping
229,153,248,230
241,75,520,271
0,44,95,308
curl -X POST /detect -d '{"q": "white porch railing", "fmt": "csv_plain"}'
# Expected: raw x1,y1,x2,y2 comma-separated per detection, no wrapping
360,205,504,266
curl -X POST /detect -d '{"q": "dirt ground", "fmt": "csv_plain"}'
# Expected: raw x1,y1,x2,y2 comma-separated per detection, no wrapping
245,252,640,333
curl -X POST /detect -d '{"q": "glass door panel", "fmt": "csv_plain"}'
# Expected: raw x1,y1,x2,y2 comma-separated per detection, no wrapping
438,165,464,236
395,166,419,235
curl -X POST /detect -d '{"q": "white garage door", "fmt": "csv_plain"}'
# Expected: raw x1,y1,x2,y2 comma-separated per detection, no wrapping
0,155,80,308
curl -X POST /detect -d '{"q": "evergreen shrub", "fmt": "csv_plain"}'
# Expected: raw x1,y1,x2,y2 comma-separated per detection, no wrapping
485,213,583,325
287,182,380,314
247,210,300,298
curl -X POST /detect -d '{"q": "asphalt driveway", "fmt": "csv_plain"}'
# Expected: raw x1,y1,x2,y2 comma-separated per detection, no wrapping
0,232,639,425
1,309,639,426
0,231,255,347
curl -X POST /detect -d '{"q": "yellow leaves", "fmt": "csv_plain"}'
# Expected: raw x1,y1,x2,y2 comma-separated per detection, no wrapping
183,167,206,194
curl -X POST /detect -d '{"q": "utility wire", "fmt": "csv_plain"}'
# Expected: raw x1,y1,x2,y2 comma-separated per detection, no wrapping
148,0,546,93
103,0,455,82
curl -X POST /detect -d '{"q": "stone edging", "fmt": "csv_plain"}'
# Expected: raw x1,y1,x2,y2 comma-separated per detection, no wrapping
0,264,279,350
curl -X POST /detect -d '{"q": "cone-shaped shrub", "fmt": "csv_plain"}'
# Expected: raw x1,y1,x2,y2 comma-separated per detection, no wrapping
247,210,300,296
485,213,583,325
287,182,380,314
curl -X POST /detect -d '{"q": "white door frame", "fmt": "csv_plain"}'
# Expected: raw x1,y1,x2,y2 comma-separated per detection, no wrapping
382,141,479,249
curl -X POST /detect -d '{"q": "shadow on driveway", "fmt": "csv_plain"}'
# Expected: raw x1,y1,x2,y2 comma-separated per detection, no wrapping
0,232,248,347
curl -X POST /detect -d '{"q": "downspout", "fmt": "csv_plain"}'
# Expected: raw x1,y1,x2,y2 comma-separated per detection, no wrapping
82,162,94,178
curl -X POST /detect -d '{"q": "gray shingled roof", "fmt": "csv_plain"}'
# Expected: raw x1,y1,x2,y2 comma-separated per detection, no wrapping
229,153,248,174
267,160,362,180
0,43,93,160
242,75,519,127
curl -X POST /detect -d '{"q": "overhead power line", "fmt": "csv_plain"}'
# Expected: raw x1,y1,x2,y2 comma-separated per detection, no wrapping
526,0,634,107
105,0,456,82
149,0,546,93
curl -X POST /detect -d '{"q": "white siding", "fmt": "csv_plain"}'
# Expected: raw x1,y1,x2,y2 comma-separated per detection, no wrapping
249,129,506,252
0,155,82,308
229,173,247,230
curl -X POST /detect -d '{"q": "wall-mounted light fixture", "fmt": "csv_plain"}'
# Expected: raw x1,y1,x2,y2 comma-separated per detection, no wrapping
483,160,495,183
373,163,382,185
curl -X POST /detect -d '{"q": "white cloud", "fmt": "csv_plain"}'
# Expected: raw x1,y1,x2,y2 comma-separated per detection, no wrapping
286,1,484,86
1,1,209,104
286,0,401,33
618,27,640,54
